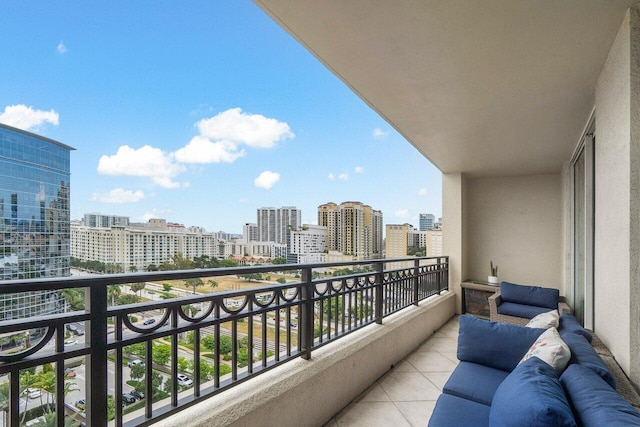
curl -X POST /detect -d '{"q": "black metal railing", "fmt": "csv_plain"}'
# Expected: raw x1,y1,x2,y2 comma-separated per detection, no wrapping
0,256,448,427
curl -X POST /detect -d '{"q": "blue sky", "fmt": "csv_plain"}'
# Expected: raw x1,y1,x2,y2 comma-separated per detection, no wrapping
0,1,441,233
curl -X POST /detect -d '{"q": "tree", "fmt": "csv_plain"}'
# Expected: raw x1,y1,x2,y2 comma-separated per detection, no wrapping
130,363,145,382
61,288,84,311
118,294,140,305
201,335,215,351
272,257,287,265
172,253,193,270
162,283,173,292
107,285,121,306
277,278,287,284
219,259,238,268
147,264,159,271
185,278,204,294
129,282,146,297
207,280,218,292
237,273,262,282
153,344,171,366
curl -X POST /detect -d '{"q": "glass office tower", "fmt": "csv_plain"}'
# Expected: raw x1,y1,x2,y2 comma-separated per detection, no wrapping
0,123,73,321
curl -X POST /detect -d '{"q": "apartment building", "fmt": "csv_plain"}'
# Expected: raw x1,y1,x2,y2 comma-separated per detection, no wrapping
71,218,222,272
318,201,383,260
257,206,301,244
288,224,327,263
419,213,435,231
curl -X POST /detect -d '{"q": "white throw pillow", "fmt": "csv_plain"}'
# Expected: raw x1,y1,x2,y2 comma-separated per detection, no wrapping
519,327,571,373
526,309,559,329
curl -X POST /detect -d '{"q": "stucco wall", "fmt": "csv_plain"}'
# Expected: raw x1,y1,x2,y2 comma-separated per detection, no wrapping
595,7,639,381
442,173,465,312
463,174,563,292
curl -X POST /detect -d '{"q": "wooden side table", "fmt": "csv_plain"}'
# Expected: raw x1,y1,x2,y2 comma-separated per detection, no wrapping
461,280,499,319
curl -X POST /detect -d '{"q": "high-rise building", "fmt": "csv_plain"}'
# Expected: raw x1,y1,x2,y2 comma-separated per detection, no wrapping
0,123,73,320
257,206,301,244
318,201,383,260
419,213,435,231
83,213,129,228
242,223,258,243
385,224,410,258
288,224,327,263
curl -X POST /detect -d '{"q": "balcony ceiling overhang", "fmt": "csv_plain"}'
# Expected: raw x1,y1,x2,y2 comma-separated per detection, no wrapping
255,0,636,177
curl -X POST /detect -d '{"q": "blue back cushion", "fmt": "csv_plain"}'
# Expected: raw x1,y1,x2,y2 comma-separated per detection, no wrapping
560,364,640,426
501,281,559,309
457,315,545,372
562,332,616,389
558,313,593,343
497,302,553,319
490,357,576,427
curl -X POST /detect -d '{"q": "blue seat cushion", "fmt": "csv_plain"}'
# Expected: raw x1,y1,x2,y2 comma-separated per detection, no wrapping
457,315,545,372
497,301,552,319
558,313,592,343
562,332,616,389
501,281,559,309
443,361,510,405
428,393,491,427
490,357,576,427
560,364,640,426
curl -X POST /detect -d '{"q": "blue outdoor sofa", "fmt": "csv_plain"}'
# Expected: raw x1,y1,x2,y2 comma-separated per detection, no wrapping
428,315,640,426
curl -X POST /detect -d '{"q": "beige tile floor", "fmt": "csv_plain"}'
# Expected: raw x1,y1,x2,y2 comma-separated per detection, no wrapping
324,316,459,427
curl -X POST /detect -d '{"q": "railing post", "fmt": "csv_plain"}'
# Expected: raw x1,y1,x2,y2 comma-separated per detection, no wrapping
375,261,384,324
86,284,108,427
413,259,420,306
300,267,314,360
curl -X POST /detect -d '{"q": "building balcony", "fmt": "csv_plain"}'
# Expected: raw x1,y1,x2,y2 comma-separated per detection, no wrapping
0,256,452,426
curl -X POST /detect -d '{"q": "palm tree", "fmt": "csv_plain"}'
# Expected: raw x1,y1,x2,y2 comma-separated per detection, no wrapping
107,285,121,306
207,280,218,292
185,278,203,294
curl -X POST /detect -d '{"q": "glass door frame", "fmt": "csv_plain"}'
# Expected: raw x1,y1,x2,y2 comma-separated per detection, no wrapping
570,114,595,329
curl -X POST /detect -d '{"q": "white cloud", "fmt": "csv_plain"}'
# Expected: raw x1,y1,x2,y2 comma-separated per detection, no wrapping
174,136,245,164
97,145,185,189
372,127,388,139
57,42,67,54
139,208,174,222
354,166,364,174
329,172,349,181
0,104,59,131
197,107,294,148
92,188,145,203
395,209,409,218
254,171,280,190
417,188,428,196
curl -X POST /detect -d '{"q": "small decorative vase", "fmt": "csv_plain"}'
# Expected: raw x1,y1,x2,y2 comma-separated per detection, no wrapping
488,276,499,285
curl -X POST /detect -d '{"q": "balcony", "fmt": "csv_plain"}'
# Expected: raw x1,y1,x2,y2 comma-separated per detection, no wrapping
0,256,452,426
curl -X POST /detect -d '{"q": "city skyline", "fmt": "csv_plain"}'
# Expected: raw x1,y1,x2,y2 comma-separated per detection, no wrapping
0,2,442,233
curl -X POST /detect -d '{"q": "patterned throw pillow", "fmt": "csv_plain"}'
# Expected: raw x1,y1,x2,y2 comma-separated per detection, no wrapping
519,327,571,374
527,309,560,329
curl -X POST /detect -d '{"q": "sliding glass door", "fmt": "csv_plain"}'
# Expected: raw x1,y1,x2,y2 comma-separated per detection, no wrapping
572,129,594,328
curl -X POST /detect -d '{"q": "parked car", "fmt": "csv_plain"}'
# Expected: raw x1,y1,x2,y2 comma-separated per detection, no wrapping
75,398,86,409
130,390,145,400
122,393,136,405
64,368,76,378
24,388,41,399
64,339,78,347
127,359,145,368
142,318,156,326
176,374,193,387
66,324,78,333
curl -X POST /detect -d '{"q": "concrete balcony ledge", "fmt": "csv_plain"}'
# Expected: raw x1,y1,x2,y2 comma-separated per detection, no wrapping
154,292,456,427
